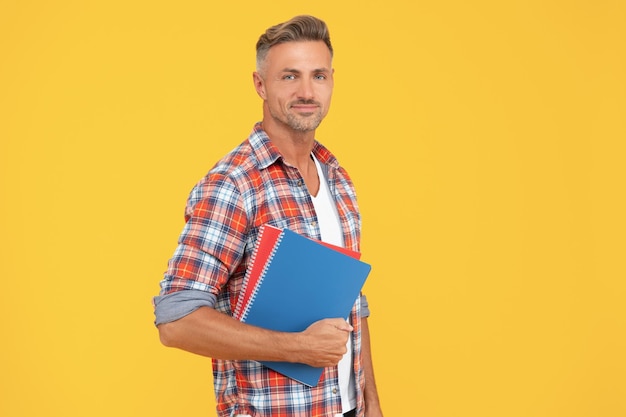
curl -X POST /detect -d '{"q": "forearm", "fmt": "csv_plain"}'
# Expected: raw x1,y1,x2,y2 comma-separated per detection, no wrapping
158,306,302,362
158,306,352,367
361,317,383,415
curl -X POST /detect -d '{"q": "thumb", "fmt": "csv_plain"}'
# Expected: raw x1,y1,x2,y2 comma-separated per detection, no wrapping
334,319,353,332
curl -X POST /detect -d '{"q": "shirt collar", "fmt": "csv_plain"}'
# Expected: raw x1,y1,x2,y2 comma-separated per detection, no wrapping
248,122,340,170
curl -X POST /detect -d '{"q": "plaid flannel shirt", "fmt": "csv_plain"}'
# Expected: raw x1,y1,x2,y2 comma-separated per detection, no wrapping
158,123,365,417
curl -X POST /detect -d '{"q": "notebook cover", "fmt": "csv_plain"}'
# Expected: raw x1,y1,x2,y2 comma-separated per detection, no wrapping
236,225,371,386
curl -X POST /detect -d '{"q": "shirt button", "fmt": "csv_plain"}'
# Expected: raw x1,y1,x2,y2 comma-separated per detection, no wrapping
332,388,338,394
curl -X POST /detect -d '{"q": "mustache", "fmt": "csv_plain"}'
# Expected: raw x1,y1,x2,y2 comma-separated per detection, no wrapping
289,99,321,106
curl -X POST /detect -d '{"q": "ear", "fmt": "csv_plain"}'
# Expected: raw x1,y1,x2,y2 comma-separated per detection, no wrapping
252,72,267,100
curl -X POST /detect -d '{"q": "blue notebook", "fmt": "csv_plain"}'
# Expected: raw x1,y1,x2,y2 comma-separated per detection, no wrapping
235,225,372,386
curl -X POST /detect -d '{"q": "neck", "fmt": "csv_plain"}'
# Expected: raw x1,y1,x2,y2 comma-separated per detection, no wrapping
261,115,317,170
260,112,320,195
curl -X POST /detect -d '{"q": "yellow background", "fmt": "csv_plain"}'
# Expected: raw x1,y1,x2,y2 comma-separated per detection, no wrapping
1,1,625,416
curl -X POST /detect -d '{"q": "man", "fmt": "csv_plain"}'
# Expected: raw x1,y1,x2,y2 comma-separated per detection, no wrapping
154,15,383,417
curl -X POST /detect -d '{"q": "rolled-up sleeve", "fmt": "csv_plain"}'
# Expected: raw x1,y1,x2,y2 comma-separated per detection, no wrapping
153,289,217,326
360,294,370,318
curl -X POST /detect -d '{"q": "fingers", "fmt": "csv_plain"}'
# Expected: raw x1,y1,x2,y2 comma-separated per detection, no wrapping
319,317,353,332
297,318,354,367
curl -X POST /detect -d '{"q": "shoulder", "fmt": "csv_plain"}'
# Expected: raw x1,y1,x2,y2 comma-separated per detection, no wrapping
187,140,259,208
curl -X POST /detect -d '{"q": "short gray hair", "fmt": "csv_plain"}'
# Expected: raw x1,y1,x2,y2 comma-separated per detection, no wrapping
256,15,333,72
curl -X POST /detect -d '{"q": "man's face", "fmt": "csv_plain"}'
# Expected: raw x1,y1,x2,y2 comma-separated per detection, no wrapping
255,41,334,132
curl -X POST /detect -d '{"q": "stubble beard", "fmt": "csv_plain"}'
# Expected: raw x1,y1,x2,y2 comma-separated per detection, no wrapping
285,112,323,132
270,101,324,132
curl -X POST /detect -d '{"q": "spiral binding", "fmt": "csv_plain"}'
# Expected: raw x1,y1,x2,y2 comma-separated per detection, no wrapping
233,226,266,319
234,224,284,320
240,229,284,322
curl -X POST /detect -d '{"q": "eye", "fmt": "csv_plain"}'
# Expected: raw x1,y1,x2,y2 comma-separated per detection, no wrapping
282,74,296,80
314,74,327,80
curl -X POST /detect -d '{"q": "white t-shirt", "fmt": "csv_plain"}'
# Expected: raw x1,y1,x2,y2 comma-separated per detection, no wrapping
236,156,356,417
310,156,357,415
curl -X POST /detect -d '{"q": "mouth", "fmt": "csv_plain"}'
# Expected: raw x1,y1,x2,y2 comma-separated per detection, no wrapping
292,107,318,115
290,101,320,113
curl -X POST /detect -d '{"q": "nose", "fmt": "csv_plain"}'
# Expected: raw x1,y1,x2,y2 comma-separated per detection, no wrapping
297,78,315,100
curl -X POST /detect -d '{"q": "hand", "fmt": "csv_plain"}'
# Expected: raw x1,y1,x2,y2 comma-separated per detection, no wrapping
296,318,353,368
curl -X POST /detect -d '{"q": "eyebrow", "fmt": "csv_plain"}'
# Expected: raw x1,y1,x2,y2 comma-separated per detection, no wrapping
281,67,331,74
